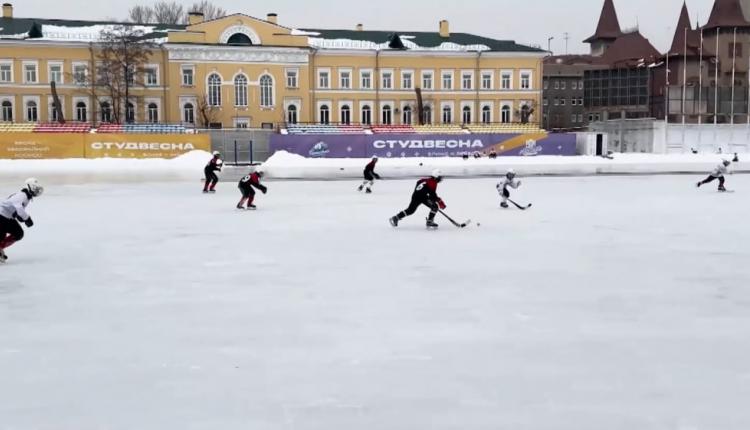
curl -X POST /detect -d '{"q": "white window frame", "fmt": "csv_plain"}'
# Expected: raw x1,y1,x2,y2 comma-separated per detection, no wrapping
338,68,352,90
461,70,474,91
23,61,39,84
480,70,493,90
421,70,434,90
123,100,137,123
400,100,414,125
0,60,13,83
48,61,64,84
360,69,373,90
234,118,250,129
47,95,65,122
543,98,549,106
381,69,394,90
73,97,88,122
181,65,195,87
500,70,513,90
460,101,473,124
380,101,394,125
421,104,434,124
480,101,493,124
554,80,560,90
206,73,223,107
179,96,197,124
500,102,513,123
317,68,331,89
339,100,353,124
72,61,88,85
23,95,40,122
317,100,332,124
145,98,161,123
258,74,275,108
233,73,249,107
359,101,373,125
520,69,533,90
401,69,414,90
440,101,454,124
284,99,301,124
561,81,566,90
441,70,453,90
144,64,159,86
543,79,549,90
285,68,299,89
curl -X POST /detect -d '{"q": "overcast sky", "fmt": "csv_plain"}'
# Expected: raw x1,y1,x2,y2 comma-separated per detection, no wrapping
14,0,716,54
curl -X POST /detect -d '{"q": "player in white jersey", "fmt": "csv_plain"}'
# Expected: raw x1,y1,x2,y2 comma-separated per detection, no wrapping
0,178,43,262
697,160,731,192
497,169,522,208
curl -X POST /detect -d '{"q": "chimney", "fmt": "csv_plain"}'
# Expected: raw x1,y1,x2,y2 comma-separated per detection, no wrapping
188,11,204,25
2,3,12,19
439,19,450,38
267,13,278,25
356,23,363,31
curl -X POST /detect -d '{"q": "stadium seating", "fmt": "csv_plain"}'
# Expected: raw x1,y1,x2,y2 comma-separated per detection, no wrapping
0,123,37,133
96,124,189,134
34,122,92,133
370,125,416,134
466,123,544,134
413,124,467,134
287,124,366,134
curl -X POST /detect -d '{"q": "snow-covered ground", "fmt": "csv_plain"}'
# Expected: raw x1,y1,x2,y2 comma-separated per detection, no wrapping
1,173,750,430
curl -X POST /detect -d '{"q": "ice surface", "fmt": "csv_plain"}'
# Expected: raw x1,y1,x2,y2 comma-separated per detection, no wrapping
1,174,750,430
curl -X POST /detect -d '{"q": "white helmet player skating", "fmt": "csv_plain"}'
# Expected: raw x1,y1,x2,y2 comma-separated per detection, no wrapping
25,178,44,197
431,169,442,178
212,151,221,157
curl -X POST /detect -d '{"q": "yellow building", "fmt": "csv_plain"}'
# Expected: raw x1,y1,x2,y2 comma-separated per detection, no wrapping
0,3,546,129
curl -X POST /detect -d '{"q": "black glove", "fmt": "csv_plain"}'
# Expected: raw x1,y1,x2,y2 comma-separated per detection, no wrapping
374,173,381,180
24,217,34,228
261,186,268,194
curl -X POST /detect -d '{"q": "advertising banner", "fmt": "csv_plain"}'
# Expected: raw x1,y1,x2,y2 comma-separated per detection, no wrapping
0,133,85,159
270,132,577,158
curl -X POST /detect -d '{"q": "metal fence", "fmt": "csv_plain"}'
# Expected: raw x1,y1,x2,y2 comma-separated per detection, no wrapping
201,128,274,164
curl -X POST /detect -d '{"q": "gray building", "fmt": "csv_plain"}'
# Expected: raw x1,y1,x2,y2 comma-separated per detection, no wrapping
543,56,593,130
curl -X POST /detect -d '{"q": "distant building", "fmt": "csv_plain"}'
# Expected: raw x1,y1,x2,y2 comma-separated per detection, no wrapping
542,56,595,130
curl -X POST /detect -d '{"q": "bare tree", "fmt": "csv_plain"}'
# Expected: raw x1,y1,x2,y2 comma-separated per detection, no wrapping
188,0,226,21
128,5,155,23
196,95,220,128
153,1,185,24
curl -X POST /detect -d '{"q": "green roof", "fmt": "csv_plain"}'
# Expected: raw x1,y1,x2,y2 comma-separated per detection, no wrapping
0,17,184,41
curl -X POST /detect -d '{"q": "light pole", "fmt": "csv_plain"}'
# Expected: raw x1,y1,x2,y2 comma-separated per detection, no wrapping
547,36,554,54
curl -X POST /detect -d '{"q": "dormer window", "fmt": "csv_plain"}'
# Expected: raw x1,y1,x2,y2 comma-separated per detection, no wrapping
226,33,253,46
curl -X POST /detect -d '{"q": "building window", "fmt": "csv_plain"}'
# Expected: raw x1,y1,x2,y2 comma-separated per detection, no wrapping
554,98,559,106
0,64,11,83
73,64,87,84
361,71,372,89
183,102,195,124
234,118,249,128
318,70,330,89
319,104,330,124
402,105,412,124
100,101,112,123
729,42,743,57
482,105,491,124
560,98,566,106
579,80,584,90
562,81,567,90
182,67,194,86
126,65,135,86
501,105,511,123
286,104,298,124
501,72,512,89
49,64,63,84
481,72,492,90
578,114,584,123
286,69,298,88
75,101,86,122
442,72,453,90
234,74,248,107
145,67,158,86
543,98,549,106
543,79,549,90
571,114,577,123
361,105,372,125
382,71,393,89
259,75,273,107
207,73,222,106
402,72,413,89
422,71,433,90
521,72,532,89
442,105,452,123
462,106,471,124
26,100,38,122
554,81,560,90
462,72,473,90
382,105,392,125
340,70,351,89
341,105,351,124
1,100,12,121
24,64,38,83
572,81,578,90
422,106,432,124
147,103,158,123
125,102,135,123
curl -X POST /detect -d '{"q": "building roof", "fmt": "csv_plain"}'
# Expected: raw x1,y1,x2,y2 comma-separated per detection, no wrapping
584,0,622,43
0,16,182,41
302,28,545,53
668,2,702,56
703,0,750,29
599,30,660,67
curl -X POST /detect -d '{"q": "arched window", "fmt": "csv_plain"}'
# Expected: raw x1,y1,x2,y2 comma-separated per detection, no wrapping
361,105,372,125
482,105,491,124
319,104,330,124
183,103,195,124
422,106,432,124
207,73,222,106
26,100,38,122
501,105,511,123
286,105,298,124
227,33,253,45
234,74,248,107
442,105,452,124
340,105,351,125
381,105,392,125
259,75,273,107
1,100,12,122
462,106,471,124
125,102,135,123
521,104,530,123
402,106,412,125
76,102,87,122
147,103,158,123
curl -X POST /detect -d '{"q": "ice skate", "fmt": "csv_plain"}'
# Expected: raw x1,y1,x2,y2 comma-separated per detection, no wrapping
389,216,399,227
247,204,257,210
426,219,439,229
718,185,727,192
236,204,246,210
357,185,364,192
500,202,509,208
365,188,372,194
0,249,7,263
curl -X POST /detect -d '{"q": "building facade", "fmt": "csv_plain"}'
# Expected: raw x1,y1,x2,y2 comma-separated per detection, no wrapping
0,4,545,128
542,57,591,130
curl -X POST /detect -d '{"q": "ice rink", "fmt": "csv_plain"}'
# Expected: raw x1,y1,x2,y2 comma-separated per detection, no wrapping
2,173,750,430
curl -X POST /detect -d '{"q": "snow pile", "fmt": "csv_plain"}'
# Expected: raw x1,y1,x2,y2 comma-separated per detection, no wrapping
1,24,164,42
262,150,750,179
307,37,491,52
291,29,321,36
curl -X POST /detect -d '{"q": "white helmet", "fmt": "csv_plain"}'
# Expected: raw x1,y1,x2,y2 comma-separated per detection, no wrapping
431,169,442,178
256,169,264,177
722,159,731,167
25,178,44,197
212,151,221,157
506,169,516,179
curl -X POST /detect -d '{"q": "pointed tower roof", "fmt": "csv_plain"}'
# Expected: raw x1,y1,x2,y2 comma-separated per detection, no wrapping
584,0,623,43
600,30,660,66
703,0,750,29
669,2,701,55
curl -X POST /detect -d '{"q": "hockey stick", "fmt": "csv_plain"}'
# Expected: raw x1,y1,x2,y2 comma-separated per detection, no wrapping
507,198,532,210
438,209,471,228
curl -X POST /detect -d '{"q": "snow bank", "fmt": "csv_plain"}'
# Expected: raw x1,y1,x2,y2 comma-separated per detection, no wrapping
262,150,750,179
